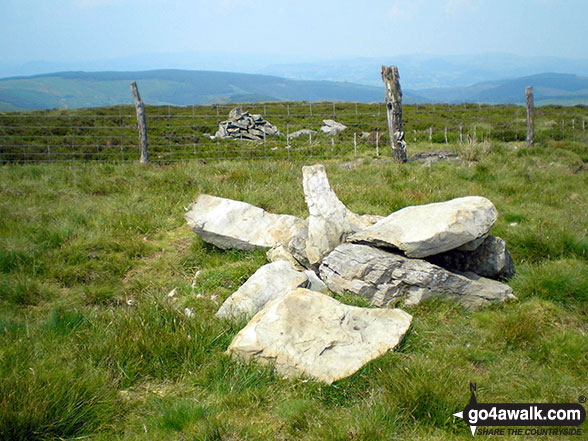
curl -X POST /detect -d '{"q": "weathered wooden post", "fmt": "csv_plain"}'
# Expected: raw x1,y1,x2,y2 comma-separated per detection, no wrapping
526,86,535,146
375,129,379,156
130,81,149,164
381,66,407,162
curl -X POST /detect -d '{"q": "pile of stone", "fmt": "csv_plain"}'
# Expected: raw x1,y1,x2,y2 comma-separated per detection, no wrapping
184,164,516,384
211,107,281,141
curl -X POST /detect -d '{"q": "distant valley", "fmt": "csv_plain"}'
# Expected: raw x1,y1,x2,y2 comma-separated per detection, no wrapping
0,70,383,111
0,69,587,111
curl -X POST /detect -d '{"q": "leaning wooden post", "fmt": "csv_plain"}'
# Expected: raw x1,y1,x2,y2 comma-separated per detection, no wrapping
526,86,535,146
381,65,407,162
130,81,149,163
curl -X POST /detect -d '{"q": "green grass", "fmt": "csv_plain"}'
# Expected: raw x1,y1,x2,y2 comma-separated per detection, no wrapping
1,102,587,163
0,103,587,440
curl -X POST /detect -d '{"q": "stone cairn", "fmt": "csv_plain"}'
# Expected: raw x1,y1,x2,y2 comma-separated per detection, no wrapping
211,107,281,141
184,164,517,384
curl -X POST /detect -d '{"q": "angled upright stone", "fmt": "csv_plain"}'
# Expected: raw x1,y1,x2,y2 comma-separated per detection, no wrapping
302,164,353,266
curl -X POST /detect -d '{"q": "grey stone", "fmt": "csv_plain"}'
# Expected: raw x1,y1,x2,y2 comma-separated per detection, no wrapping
214,124,229,139
228,288,412,384
456,234,488,251
347,212,385,231
288,221,312,269
428,235,516,280
228,107,243,119
260,123,281,136
349,196,498,258
320,119,347,136
304,270,327,293
185,194,305,250
266,243,305,271
319,243,516,310
290,165,383,269
288,129,316,139
216,261,310,321
302,164,353,266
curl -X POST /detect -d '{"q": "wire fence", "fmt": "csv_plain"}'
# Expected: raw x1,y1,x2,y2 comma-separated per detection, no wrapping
1,102,587,163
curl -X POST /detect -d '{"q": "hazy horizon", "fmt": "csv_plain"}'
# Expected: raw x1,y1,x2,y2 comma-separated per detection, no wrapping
1,1,586,66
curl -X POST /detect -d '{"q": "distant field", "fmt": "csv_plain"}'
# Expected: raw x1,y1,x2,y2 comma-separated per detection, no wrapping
1,101,587,163
0,102,587,440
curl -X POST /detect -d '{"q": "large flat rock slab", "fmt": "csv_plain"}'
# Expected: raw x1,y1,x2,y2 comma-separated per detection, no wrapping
349,196,498,258
319,243,515,310
216,261,310,321
185,194,305,250
228,288,412,384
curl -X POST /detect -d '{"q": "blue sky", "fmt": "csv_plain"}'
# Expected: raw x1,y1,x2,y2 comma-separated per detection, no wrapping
1,0,586,64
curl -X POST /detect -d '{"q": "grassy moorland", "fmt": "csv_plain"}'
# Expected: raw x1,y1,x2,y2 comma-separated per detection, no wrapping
1,102,587,163
0,108,587,440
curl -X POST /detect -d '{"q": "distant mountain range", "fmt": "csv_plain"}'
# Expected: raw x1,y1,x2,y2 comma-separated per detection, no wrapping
409,73,588,105
0,69,587,111
3,52,588,90
262,53,588,90
0,70,384,111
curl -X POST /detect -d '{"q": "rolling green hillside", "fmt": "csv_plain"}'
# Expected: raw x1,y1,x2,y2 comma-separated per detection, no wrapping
410,73,588,105
1,70,587,111
0,70,386,111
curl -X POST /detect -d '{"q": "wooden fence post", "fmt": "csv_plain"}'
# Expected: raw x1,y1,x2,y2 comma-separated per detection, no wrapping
375,129,379,156
526,86,535,146
130,81,149,164
381,65,407,162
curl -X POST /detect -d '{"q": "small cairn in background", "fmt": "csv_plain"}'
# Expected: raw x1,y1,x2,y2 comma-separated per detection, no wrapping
210,107,281,141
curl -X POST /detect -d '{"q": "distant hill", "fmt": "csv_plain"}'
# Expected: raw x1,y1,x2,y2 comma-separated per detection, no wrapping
407,73,588,105
1,70,587,111
3,52,588,90
262,54,588,89
0,70,388,111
